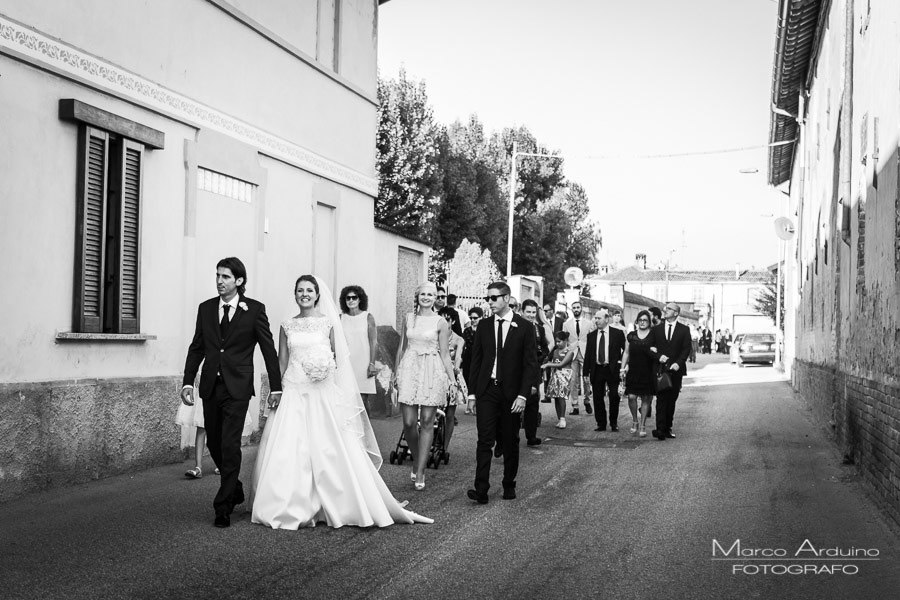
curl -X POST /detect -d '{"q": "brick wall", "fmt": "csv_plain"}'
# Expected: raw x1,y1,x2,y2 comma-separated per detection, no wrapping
794,359,900,527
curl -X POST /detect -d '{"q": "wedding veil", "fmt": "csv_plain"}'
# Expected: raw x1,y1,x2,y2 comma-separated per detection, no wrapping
315,277,384,470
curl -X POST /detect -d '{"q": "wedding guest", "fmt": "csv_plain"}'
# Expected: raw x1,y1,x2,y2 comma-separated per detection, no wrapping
252,275,431,528
649,306,663,327
181,257,282,528
467,282,540,504
542,331,574,428
649,303,692,440
689,324,700,363
447,293,469,330
339,285,377,414
521,299,549,446
562,301,593,416
439,306,466,449
583,309,626,432
461,306,484,414
620,310,656,437
392,282,457,490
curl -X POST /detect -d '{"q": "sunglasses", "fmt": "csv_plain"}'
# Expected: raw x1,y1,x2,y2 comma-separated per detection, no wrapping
436,294,447,299
345,295,359,301
483,294,508,303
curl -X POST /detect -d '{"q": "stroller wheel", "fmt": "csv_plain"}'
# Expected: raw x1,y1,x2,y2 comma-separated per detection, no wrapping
432,454,440,470
389,450,397,464
443,451,450,465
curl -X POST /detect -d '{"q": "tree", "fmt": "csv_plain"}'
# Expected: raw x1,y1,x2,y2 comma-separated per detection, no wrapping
375,69,442,239
753,273,784,331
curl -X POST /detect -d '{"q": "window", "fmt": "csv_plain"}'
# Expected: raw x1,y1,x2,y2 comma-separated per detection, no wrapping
61,100,164,334
692,286,704,304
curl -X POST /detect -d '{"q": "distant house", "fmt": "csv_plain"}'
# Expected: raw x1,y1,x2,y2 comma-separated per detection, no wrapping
587,256,773,334
0,0,423,501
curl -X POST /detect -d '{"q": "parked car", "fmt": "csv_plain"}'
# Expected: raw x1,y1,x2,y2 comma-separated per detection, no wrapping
737,333,776,366
729,334,746,364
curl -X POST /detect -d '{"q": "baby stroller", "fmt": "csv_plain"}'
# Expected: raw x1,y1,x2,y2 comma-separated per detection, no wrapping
388,398,451,469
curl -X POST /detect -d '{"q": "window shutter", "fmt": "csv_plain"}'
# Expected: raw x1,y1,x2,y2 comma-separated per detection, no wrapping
109,139,144,334
74,126,109,333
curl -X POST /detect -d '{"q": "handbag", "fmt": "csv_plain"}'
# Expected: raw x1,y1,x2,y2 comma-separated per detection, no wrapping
655,371,673,393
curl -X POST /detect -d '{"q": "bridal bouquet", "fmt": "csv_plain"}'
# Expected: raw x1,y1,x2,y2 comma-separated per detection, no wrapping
301,346,336,382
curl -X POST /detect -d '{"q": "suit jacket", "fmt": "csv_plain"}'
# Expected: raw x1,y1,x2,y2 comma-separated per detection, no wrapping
469,312,540,401
183,295,282,401
562,316,593,358
648,320,692,375
549,313,565,335
582,326,626,379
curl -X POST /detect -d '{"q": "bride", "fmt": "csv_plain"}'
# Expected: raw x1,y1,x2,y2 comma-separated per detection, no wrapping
251,274,432,528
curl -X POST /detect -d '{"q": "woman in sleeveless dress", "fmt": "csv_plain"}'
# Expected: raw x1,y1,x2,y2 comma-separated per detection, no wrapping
339,285,377,412
620,309,657,437
251,275,431,529
392,281,457,491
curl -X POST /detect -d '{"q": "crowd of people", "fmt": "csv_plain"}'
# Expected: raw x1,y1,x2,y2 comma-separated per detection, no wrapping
178,257,693,530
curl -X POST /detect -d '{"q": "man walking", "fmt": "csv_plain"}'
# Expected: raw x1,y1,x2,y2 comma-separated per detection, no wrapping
467,282,539,504
521,299,549,446
583,310,626,431
648,303,692,440
181,257,282,527
562,301,593,415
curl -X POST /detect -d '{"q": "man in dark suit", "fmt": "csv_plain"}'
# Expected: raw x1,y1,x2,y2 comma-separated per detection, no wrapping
181,257,282,527
521,299,549,446
467,282,539,504
647,302,692,440
543,303,565,336
583,309,627,431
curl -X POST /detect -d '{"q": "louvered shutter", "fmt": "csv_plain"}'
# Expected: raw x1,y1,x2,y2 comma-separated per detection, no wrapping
74,126,109,333
108,139,144,334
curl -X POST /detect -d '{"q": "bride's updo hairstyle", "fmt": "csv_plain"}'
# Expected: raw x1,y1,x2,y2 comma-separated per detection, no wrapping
295,274,320,305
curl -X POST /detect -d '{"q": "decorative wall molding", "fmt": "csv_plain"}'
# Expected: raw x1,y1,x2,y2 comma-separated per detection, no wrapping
0,14,378,196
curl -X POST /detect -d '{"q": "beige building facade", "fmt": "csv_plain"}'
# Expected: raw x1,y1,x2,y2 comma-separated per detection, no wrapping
768,0,900,526
0,0,426,501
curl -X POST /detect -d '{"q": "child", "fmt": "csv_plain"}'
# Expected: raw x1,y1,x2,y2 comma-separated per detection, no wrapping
542,331,575,429
175,395,214,478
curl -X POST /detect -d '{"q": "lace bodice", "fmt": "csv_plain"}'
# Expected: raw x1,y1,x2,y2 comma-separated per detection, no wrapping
406,314,441,355
282,316,334,385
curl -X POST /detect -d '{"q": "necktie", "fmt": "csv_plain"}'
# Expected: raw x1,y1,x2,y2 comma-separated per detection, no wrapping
598,330,606,364
496,319,504,373
667,324,672,341
220,304,231,336
576,319,580,338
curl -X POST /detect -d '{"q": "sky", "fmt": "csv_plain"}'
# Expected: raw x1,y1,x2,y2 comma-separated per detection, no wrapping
377,0,786,273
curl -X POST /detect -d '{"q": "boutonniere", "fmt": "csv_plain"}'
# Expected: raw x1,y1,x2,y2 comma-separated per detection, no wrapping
238,301,249,312
509,320,518,328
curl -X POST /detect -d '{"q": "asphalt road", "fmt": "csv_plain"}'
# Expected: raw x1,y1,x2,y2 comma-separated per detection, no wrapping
3,354,899,599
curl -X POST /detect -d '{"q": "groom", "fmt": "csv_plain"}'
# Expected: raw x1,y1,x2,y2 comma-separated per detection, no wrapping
467,281,539,504
181,257,282,527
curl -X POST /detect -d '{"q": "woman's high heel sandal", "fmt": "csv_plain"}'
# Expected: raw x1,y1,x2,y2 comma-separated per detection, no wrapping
629,421,638,434
639,425,647,438
414,474,425,491
410,470,417,482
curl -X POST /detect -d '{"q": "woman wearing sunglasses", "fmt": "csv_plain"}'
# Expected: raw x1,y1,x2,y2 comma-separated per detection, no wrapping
339,285,378,413
619,310,657,437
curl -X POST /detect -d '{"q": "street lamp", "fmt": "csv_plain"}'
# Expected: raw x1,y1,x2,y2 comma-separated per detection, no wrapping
506,141,564,277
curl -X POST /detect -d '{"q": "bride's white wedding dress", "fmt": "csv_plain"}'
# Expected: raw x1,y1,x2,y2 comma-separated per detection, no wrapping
251,315,432,528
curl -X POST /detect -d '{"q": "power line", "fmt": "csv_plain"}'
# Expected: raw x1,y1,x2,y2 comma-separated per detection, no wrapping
574,139,796,161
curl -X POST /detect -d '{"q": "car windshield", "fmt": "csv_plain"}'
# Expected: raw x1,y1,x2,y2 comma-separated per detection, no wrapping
743,334,774,343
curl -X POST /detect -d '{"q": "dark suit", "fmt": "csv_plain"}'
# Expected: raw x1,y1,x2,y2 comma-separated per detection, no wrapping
183,295,281,517
647,320,692,435
523,321,549,441
469,312,539,496
583,326,626,429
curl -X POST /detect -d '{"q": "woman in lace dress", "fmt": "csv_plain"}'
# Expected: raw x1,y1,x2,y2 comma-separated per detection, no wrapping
392,281,457,490
251,275,431,529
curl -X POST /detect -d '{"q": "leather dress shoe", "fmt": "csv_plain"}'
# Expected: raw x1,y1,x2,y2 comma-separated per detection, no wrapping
594,426,606,432
584,403,593,415
467,489,489,504
494,445,503,458
665,431,676,439
527,438,542,446
214,513,230,528
610,425,618,432
651,429,666,440
502,487,516,500
570,408,580,416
